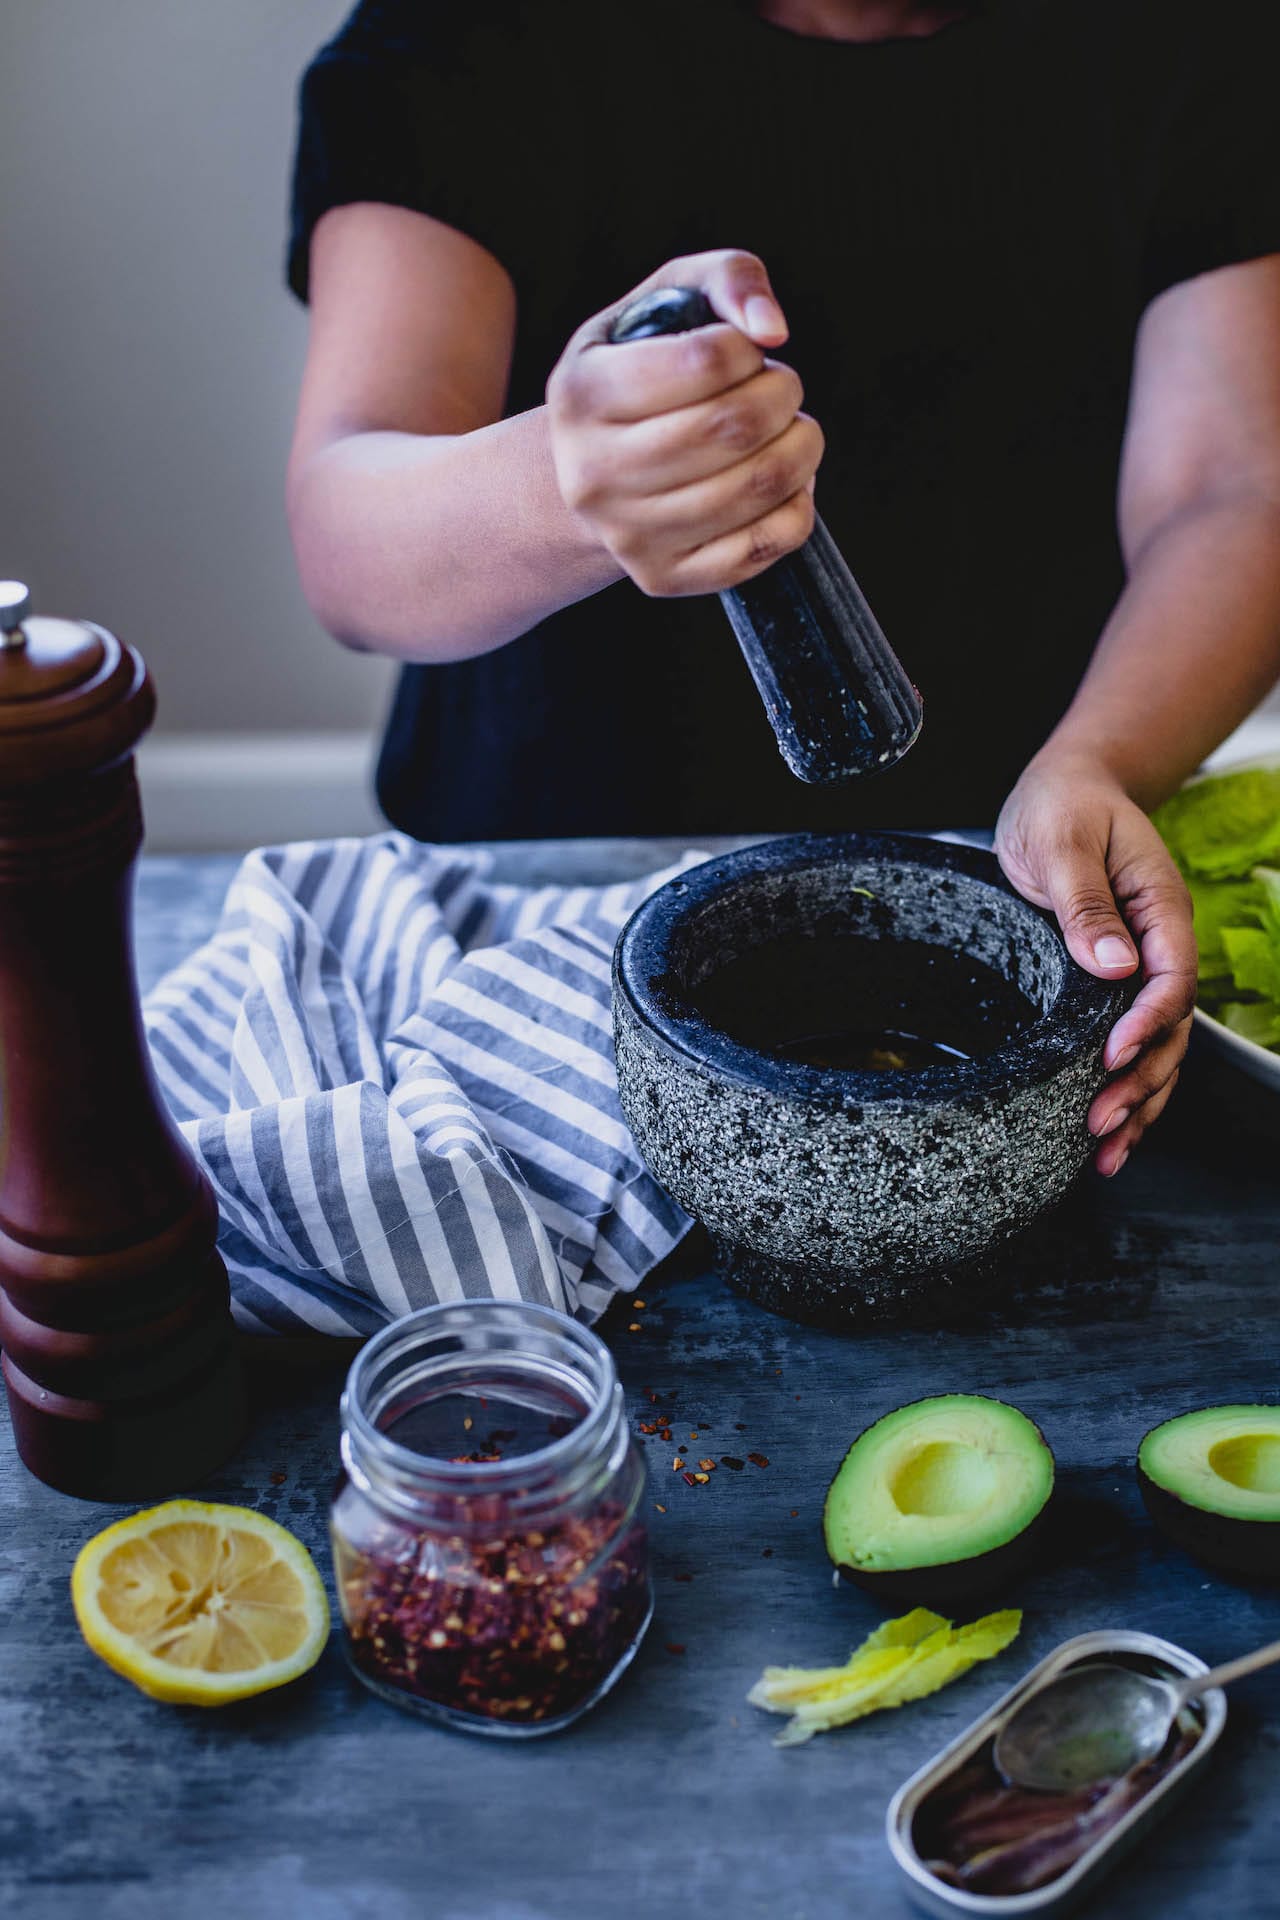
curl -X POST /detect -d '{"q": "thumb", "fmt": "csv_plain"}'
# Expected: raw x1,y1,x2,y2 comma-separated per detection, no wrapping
1040,841,1140,979
700,250,788,346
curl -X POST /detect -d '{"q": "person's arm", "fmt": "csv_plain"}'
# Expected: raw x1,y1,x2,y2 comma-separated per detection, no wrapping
996,254,1280,1174
286,206,819,658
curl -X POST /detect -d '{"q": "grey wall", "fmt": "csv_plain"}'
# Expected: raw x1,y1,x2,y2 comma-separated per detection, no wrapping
3,1,1277,783
0,0,393,738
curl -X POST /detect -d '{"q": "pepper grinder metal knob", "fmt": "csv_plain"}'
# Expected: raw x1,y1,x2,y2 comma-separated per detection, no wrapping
0,584,245,1499
608,287,923,783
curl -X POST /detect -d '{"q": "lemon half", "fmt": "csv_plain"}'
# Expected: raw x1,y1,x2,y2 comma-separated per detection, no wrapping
72,1499,330,1705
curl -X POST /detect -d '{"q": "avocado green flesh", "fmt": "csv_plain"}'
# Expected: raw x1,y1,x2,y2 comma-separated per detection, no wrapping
823,1394,1054,1575
1139,1406,1280,1522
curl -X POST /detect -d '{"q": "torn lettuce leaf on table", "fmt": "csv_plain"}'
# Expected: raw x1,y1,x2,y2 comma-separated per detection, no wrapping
748,1607,1022,1746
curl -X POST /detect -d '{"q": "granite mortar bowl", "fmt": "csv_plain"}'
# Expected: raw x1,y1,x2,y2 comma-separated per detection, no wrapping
613,833,1127,1328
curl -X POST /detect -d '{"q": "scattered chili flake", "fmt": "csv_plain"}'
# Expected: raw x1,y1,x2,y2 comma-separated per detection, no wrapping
789,1509,799,1518
761,1548,774,1558
795,1395,802,1402
654,1503,666,1514
638,1422,657,1436
665,1643,686,1656
673,1456,685,1471
720,1456,745,1471
681,1471,697,1487
748,1452,770,1469
734,1423,747,1432
689,1430,699,1440
269,1470,287,1486
692,1472,710,1485
697,1458,716,1472
645,1390,659,1404
673,1571,694,1583
659,1428,672,1442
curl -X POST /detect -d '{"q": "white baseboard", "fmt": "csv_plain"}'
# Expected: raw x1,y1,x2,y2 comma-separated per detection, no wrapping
136,700,1280,857
137,731,385,853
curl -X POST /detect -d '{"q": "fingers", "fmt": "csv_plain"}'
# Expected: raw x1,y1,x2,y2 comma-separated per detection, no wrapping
1089,1015,1191,1140
559,248,785,424
633,412,824,552
698,250,789,345
1094,1064,1181,1177
1034,838,1140,982
652,484,817,597
554,320,766,425
1078,831,1194,1170
1102,953,1197,1072
594,362,806,495
1087,837,1195,1172
560,402,821,595
996,772,1198,1180
547,250,818,595
608,248,789,347
1099,870,1197,1071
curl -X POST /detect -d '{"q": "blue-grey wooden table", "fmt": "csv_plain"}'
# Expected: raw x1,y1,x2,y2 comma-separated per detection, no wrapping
2,843,1279,1920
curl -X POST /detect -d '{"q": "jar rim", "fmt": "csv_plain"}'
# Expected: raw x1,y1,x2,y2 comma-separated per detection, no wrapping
341,1300,622,1507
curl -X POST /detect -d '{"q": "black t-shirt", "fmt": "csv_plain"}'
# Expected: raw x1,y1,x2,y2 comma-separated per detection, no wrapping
289,0,1280,839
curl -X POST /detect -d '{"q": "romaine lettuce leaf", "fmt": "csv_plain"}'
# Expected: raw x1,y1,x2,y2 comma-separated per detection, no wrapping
1222,926,1280,1001
1187,876,1264,981
1255,865,1280,934
1154,766,1280,880
1220,999,1280,1048
1155,774,1280,1054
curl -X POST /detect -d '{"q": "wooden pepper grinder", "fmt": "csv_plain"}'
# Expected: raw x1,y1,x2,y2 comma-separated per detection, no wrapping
0,581,245,1499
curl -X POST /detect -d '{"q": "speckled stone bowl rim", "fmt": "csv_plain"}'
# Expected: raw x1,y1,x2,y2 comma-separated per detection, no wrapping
614,831,1121,1108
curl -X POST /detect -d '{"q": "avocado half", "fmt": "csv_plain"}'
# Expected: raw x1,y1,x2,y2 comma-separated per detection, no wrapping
823,1394,1054,1604
1138,1405,1280,1577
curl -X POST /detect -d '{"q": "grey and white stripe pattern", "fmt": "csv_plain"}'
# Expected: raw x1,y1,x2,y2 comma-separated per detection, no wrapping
143,836,695,1335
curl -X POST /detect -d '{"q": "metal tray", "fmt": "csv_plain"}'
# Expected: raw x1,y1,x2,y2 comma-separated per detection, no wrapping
886,1630,1227,1917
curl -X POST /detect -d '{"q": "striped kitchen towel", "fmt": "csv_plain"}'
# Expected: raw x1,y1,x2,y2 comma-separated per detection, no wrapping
143,835,696,1335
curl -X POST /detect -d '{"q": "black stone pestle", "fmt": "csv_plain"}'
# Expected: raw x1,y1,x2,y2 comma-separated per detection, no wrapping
608,286,923,783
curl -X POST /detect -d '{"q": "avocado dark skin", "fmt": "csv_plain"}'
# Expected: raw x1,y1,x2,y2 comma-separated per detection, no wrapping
1137,1469,1280,1580
833,1508,1051,1608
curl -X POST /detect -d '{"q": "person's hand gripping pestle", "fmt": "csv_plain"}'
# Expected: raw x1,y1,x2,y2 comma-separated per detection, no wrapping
547,252,922,783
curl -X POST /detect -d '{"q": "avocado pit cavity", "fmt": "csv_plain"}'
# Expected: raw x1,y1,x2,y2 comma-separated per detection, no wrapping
889,1441,1000,1519
1206,1432,1280,1494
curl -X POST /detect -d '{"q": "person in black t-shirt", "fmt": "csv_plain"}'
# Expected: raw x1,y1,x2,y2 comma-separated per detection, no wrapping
285,0,1280,1175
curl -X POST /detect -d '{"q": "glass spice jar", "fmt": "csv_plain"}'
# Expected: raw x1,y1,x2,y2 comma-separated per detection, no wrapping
331,1301,652,1736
